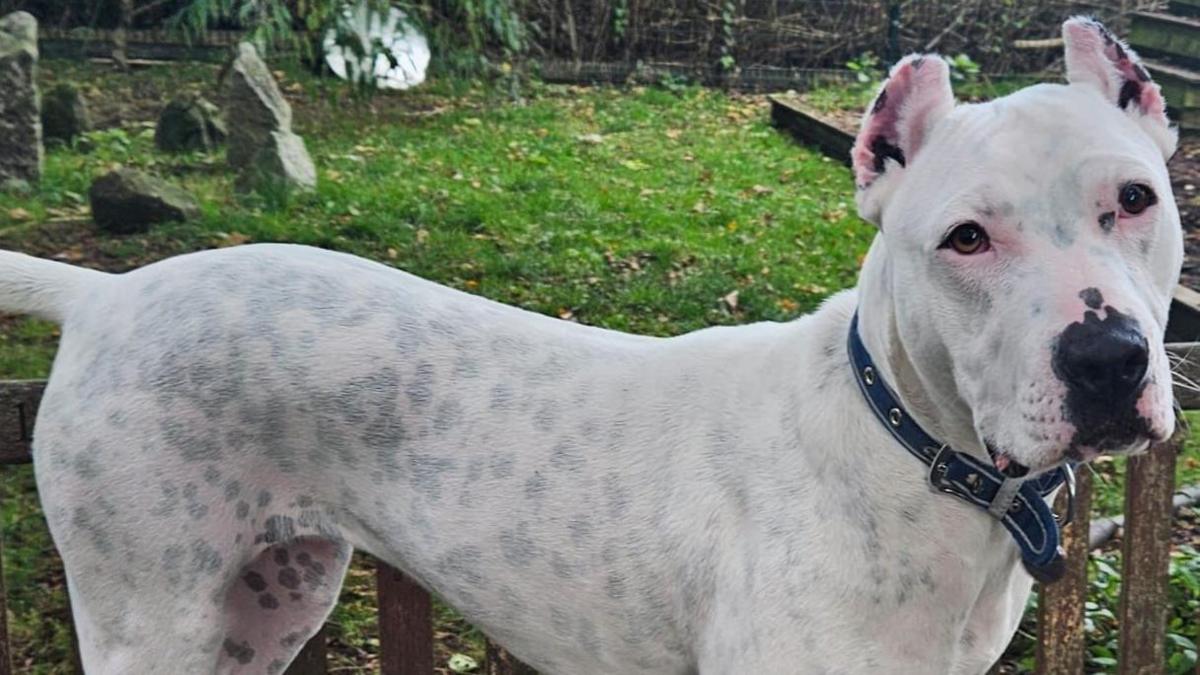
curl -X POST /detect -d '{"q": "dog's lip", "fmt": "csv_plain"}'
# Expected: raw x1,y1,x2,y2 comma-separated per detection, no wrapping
1067,436,1155,462
985,441,1031,479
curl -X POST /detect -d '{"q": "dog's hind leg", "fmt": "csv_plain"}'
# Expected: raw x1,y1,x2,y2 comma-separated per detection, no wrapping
218,538,351,673
52,503,350,675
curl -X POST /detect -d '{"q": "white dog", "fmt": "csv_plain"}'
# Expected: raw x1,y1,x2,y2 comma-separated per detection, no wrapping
0,17,1181,674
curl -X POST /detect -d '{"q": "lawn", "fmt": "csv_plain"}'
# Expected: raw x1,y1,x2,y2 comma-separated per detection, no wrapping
0,59,1196,673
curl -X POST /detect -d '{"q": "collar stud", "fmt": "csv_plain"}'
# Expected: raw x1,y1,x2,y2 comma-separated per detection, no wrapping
888,408,903,426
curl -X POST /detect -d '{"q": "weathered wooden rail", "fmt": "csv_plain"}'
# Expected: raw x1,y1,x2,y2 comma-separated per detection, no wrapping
0,380,537,674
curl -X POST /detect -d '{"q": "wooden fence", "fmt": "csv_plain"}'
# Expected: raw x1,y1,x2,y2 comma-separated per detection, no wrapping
0,344,1197,673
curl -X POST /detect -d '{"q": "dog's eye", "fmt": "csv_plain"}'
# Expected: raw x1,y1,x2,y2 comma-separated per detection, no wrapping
1120,183,1157,216
940,222,990,255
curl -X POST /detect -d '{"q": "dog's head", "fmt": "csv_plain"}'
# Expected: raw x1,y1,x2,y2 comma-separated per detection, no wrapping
851,17,1182,475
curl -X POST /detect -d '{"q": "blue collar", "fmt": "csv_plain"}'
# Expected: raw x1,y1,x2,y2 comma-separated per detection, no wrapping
847,312,1074,584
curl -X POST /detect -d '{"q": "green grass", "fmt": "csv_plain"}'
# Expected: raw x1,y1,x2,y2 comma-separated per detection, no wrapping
0,60,1196,673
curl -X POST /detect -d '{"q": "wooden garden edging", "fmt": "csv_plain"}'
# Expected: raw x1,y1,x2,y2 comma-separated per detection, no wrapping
0,381,536,674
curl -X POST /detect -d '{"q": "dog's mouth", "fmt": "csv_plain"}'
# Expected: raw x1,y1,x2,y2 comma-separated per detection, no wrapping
986,428,1160,479
986,441,1031,479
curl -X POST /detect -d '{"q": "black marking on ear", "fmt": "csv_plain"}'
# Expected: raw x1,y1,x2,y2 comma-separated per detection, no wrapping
911,57,926,70
1098,211,1115,232
1133,63,1151,82
872,89,888,114
1118,80,1141,110
1079,287,1104,310
1114,42,1127,61
870,135,906,173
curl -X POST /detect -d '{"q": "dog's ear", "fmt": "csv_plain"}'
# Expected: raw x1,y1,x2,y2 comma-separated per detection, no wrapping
851,54,954,226
1063,16,1176,158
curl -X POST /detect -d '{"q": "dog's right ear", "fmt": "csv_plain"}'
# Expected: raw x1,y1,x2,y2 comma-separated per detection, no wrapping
851,55,954,226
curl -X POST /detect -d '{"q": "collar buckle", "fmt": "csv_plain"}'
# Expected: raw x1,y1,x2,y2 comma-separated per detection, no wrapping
927,445,957,495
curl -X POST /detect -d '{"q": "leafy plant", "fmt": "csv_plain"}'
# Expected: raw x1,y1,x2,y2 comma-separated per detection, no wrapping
612,0,629,40
846,51,881,84
947,53,981,83
717,0,737,73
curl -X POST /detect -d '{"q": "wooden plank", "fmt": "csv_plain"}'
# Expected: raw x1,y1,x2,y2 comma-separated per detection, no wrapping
0,381,42,465
376,563,433,675
1035,470,1093,675
768,94,854,166
1168,286,1200,343
1170,0,1200,18
284,626,327,675
485,639,538,675
1118,432,1180,675
1131,12,1200,69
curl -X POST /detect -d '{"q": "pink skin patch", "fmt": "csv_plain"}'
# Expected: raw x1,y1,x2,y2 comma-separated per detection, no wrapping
218,538,350,674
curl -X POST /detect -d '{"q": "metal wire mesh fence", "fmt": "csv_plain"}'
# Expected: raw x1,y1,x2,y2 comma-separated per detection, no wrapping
3,0,1170,76
524,0,1166,75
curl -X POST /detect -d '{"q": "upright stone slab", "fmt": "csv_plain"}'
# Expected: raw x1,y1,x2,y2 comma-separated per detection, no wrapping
155,95,227,153
234,130,317,193
226,42,292,170
0,12,41,188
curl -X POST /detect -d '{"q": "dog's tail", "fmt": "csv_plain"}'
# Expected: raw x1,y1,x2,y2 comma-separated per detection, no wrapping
0,250,110,324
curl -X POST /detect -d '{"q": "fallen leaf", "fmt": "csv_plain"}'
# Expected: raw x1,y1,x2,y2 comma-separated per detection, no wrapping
721,290,739,312
7,207,30,221
447,653,478,673
217,232,250,247
576,133,604,145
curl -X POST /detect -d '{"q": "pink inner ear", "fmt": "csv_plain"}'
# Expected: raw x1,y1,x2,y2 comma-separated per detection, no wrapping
851,56,951,188
1109,50,1167,119
1065,18,1167,120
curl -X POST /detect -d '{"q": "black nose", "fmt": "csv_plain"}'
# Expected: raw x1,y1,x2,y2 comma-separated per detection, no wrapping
1053,315,1149,404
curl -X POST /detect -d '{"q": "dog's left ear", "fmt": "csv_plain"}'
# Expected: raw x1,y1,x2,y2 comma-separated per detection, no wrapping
1063,16,1177,159
851,54,955,226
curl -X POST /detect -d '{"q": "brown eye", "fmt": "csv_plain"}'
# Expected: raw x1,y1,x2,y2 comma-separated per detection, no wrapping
940,222,990,255
1120,183,1156,216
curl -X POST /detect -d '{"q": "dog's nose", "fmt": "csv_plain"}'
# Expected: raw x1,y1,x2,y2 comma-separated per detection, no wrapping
1054,323,1149,404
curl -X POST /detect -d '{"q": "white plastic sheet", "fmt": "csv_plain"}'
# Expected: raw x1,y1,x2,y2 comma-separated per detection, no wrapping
323,3,431,90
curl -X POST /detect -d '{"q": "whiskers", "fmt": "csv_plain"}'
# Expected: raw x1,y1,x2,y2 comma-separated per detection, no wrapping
1167,345,1200,394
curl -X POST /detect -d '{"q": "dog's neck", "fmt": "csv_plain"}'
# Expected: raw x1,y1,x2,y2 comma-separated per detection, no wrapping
854,236,986,459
